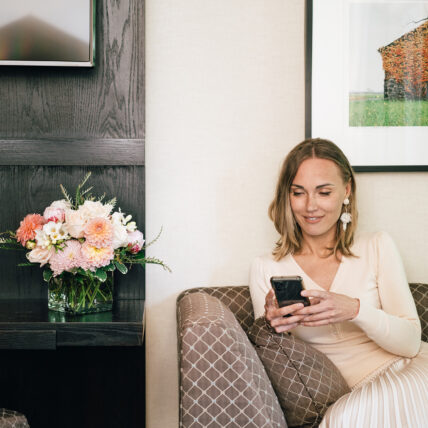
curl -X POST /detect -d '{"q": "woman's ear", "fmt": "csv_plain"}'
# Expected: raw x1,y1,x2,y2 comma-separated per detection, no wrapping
345,180,352,199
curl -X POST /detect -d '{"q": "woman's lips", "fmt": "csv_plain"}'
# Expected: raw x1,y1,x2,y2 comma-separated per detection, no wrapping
304,216,323,224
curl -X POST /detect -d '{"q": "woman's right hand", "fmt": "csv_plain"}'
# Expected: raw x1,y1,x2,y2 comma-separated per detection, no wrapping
264,289,306,333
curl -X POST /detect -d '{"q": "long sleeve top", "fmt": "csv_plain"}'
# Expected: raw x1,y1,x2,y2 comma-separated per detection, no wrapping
249,231,422,388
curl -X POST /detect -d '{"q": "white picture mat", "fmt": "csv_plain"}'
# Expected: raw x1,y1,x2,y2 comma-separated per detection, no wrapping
311,0,428,167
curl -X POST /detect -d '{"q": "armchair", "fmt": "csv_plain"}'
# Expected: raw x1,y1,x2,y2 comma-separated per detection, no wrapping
177,284,427,428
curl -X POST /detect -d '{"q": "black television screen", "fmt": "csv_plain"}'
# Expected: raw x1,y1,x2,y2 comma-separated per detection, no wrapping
0,0,94,67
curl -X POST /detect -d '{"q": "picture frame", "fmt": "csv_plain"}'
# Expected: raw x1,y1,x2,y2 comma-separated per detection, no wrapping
305,0,428,172
0,0,95,68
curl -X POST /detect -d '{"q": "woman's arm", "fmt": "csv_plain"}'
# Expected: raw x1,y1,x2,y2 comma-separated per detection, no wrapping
349,232,421,357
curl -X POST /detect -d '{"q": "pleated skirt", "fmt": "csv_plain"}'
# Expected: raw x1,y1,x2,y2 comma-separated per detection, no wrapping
320,342,428,428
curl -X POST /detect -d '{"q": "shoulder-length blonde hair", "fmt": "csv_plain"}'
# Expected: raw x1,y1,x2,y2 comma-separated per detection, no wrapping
268,138,358,260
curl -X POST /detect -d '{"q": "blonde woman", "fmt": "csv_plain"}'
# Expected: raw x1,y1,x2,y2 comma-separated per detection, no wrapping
249,138,428,427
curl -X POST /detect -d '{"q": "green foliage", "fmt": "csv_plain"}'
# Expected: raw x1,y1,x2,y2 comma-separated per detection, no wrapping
349,93,428,126
43,269,53,282
114,261,128,274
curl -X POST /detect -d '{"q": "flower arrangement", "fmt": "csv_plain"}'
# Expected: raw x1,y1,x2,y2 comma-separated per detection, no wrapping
0,173,169,314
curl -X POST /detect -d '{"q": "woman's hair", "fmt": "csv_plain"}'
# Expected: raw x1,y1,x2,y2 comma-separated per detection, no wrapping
268,138,358,260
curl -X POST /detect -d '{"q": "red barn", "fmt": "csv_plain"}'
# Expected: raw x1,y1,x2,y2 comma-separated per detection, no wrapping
378,20,428,100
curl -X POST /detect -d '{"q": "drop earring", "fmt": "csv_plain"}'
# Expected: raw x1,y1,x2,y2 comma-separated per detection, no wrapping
340,198,351,231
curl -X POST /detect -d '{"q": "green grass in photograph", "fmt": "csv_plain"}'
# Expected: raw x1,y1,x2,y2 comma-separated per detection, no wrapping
349,92,428,126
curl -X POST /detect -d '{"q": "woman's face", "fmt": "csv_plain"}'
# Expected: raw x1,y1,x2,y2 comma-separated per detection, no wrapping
289,157,350,242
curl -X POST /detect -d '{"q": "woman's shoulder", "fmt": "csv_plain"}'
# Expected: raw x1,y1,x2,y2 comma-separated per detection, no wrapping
352,230,397,255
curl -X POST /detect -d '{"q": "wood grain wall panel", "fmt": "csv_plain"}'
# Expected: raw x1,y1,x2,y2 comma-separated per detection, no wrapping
0,0,145,300
0,139,145,165
0,166,145,299
0,0,144,139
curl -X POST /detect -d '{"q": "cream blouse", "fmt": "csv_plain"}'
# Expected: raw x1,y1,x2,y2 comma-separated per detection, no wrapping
249,231,422,388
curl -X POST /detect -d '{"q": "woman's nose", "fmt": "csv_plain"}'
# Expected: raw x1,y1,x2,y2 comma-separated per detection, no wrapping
306,195,318,211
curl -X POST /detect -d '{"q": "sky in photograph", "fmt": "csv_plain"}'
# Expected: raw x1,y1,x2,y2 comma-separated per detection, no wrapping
0,0,90,43
349,1,428,93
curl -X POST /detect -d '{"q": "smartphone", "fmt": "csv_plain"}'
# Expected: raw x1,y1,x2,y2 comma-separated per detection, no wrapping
270,276,310,310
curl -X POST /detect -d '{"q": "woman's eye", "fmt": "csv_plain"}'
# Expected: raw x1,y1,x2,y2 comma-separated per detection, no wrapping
292,192,304,196
319,192,331,196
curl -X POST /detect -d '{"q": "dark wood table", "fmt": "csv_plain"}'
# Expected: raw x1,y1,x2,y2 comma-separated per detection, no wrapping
0,299,145,349
0,299,146,428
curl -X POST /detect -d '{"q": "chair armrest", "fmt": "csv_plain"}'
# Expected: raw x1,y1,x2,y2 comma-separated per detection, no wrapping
409,283,428,342
177,292,286,428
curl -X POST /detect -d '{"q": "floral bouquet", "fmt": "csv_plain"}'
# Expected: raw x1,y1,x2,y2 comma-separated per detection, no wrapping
0,173,169,315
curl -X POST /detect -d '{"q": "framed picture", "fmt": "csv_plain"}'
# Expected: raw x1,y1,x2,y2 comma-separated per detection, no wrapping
0,0,95,67
306,0,428,171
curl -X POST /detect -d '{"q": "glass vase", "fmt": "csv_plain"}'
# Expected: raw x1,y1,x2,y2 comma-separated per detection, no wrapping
48,271,113,315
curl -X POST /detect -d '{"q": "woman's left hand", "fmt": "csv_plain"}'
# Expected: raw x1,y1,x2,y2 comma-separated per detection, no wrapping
294,289,360,326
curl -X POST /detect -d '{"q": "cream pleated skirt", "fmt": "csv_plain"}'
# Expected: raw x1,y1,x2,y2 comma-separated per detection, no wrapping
320,342,428,428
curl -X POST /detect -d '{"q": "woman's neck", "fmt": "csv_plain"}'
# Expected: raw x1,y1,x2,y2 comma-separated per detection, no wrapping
298,231,336,258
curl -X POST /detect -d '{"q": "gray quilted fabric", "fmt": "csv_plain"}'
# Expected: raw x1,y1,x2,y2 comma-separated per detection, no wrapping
177,292,287,428
248,318,350,428
409,283,428,342
0,409,29,428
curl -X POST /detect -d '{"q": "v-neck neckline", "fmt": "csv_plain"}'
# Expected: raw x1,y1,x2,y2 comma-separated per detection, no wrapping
289,254,345,292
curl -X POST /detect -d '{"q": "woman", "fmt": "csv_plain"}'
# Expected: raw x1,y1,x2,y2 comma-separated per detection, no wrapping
249,138,428,427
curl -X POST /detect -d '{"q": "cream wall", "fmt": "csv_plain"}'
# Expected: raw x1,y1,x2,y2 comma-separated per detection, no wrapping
145,1,428,427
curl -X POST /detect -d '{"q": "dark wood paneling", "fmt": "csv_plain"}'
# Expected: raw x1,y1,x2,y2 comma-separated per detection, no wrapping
0,166,145,299
0,0,144,139
0,346,146,428
0,139,144,165
0,330,56,350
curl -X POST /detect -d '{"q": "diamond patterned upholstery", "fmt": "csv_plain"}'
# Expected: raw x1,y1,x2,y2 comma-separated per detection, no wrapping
178,286,254,333
409,283,428,342
248,317,350,427
177,291,287,428
0,409,29,428
177,283,428,428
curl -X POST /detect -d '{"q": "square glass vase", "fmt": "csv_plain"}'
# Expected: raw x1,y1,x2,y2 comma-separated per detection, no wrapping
48,271,113,315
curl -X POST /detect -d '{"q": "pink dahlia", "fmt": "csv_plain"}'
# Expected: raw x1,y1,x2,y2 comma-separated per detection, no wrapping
84,217,113,247
16,214,46,246
49,240,88,276
81,242,114,270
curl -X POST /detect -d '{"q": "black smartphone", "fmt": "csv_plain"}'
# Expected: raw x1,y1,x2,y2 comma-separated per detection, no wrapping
270,276,310,310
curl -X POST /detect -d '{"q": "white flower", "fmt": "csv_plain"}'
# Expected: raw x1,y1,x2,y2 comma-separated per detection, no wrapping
112,209,137,233
111,211,126,225
64,209,86,238
43,221,69,244
79,201,113,221
111,222,129,249
35,229,51,248
26,247,55,267
126,221,137,232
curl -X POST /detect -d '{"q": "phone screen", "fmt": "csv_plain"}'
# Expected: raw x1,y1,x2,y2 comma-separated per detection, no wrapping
270,276,310,308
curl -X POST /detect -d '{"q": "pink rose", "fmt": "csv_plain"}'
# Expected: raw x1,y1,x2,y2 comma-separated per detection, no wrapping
126,230,145,254
43,206,65,223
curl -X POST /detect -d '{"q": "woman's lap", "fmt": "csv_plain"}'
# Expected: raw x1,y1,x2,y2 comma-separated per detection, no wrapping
320,342,428,428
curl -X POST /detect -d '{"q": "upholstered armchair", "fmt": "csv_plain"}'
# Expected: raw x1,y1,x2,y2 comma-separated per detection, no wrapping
0,409,29,428
176,284,427,428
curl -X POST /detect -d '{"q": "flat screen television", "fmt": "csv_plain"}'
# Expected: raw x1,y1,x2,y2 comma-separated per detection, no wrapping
0,0,95,67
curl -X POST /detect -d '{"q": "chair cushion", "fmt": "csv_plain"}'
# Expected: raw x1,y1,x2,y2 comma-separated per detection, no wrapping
0,409,29,428
248,317,350,427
